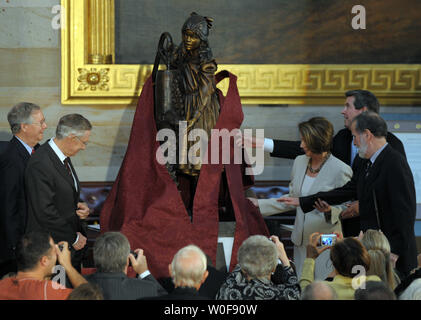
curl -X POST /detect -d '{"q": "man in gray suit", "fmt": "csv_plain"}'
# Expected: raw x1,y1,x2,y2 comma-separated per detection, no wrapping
86,232,167,300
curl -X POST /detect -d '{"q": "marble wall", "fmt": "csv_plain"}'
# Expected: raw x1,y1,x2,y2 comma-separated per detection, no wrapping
1,0,421,183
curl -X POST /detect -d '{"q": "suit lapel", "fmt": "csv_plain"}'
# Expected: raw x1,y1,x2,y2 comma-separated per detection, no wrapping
293,157,307,196
67,157,80,199
11,136,31,164
362,145,389,192
342,129,353,164
45,143,78,194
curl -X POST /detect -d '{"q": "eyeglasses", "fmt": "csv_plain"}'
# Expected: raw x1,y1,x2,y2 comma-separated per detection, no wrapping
29,120,46,127
75,135,89,146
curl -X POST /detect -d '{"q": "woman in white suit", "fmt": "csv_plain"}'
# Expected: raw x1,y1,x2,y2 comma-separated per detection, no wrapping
255,117,352,280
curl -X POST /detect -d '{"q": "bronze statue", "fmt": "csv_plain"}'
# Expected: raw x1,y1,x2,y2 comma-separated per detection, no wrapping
153,12,220,178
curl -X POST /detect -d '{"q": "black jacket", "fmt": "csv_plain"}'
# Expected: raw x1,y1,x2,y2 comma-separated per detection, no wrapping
86,272,167,300
25,141,85,244
299,144,417,275
0,137,36,262
144,286,209,300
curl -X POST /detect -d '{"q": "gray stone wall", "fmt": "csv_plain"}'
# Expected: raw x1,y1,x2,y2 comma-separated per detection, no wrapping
1,1,421,182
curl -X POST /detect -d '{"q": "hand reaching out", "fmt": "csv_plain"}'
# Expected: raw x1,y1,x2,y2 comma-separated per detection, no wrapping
313,198,331,213
277,196,299,207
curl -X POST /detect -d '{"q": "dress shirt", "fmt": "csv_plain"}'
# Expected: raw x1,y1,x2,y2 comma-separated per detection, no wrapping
15,136,33,155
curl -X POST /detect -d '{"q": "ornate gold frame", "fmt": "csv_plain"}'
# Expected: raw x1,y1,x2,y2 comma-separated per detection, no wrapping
61,0,421,105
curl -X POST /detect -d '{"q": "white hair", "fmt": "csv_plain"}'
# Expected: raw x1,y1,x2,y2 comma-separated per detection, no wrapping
399,278,421,300
171,245,207,287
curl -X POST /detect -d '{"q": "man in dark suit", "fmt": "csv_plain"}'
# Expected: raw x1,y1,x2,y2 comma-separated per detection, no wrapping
280,112,417,277
25,114,91,273
0,102,47,278
86,232,166,299
238,90,406,236
145,244,210,300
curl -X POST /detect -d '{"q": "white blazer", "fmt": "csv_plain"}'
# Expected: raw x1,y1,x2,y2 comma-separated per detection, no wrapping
258,154,352,246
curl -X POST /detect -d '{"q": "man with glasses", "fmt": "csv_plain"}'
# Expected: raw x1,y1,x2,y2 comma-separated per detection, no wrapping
0,102,47,278
25,114,92,275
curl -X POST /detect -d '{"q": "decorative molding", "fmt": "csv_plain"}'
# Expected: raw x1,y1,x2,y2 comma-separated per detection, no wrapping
61,0,421,105
77,68,110,91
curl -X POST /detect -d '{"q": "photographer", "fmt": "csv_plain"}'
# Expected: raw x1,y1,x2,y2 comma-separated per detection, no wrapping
300,232,382,300
216,235,300,300
0,231,87,300
85,232,167,300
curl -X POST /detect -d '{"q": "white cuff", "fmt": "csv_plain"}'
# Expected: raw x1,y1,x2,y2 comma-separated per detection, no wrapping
72,233,80,246
263,138,274,153
138,270,151,279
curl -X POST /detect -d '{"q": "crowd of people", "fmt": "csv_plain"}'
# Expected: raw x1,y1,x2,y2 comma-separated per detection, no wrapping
1,229,421,300
0,88,420,300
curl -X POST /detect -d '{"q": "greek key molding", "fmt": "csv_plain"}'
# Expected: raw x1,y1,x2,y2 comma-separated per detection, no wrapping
61,0,421,105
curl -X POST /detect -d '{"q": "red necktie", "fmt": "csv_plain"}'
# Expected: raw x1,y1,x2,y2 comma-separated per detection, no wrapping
31,148,35,155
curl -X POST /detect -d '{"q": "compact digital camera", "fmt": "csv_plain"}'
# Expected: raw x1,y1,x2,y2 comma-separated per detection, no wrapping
318,234,337,246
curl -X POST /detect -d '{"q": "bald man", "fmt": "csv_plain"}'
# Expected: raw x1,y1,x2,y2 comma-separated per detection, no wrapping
146,244,209,300
301,281,337,300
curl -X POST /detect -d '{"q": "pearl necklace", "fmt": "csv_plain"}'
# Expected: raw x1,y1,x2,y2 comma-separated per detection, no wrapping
307,153,331,174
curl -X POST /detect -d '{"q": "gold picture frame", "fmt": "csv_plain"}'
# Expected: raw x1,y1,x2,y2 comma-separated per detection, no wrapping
61,0,421,105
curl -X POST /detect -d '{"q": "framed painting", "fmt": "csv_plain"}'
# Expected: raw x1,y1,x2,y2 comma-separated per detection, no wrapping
61,0,421,105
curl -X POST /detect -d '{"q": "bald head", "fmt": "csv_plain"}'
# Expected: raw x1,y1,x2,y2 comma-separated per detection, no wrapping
301,281,337,300
169,245,209,289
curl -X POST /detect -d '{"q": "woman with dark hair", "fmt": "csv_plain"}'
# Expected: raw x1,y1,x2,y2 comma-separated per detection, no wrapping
301,233,382,300
251,117,353,280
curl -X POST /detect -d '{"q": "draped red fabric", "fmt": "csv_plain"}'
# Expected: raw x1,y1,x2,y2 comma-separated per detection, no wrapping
100,70,269,279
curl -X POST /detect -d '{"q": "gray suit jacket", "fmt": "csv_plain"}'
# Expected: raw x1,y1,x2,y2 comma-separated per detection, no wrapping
258,154,352,246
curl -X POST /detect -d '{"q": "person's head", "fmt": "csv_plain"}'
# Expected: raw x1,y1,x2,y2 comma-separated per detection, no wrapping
361,230,399,290
330,237,370,278
301,281,337,300
15,231,57,277
67,283,104,300
365,250,388,282
342,90,380,128
169,244,209,290
238,235,278,281
350,112,387,159
7,102,47,147
93,232,130,274
354,281,396,300
298,117,333,157
55,114,92,157
361,229,390,253
399,278,421,300
181,12,213,61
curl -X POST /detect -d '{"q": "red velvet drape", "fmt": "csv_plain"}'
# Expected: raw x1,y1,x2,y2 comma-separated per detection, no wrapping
100,70,269,279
